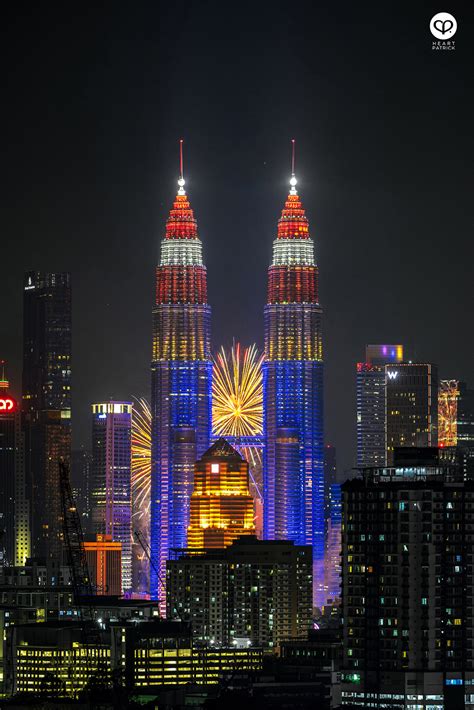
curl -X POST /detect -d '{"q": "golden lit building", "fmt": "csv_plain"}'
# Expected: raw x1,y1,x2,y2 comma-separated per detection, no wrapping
187,438,255,549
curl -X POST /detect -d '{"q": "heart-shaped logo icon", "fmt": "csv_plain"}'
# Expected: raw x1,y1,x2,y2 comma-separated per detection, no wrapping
434,19,453,34
430,12,457,40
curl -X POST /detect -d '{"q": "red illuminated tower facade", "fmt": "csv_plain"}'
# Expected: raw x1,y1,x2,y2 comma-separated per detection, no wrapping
150,145,212,602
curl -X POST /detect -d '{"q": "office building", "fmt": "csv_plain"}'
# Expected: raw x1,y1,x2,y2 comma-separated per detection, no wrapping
263,160,324,606
6,619,262,698
22,271,71,563
84,534,122,596
356,344,404,467
91,401,132,594
386,362,438,465
167,536,312,648
150,156,212,602
341,451,474,708
187,438,255,549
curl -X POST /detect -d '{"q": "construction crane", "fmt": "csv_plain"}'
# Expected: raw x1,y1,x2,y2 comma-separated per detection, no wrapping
58,459,109,694
133,529,164,614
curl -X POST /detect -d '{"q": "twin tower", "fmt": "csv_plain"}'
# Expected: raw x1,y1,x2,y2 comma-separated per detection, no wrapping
150,146,324,605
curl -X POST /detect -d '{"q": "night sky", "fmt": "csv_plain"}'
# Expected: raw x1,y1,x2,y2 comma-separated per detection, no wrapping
1,2,473,475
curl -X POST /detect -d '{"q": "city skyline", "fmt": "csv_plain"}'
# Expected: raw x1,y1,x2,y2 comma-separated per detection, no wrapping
0,4,472,706
1,4,472,475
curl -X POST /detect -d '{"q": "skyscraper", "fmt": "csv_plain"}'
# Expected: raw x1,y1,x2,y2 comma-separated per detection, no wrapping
187,438,255,549
386,362,438,464
356,344,404,467
0,366,30,566
22,272,71,563
150,146,212,602
263,145,324,606
91,401,132,594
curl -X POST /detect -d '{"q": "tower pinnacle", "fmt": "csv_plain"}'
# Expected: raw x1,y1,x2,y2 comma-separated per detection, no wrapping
178,138,186,195
290,138,297,195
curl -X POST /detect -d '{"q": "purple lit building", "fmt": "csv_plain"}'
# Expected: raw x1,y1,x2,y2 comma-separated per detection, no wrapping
91,402,132,594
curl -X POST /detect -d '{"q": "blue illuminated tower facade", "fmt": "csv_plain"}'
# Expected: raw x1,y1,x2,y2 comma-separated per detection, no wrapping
263,164,324,606
150,158,212,602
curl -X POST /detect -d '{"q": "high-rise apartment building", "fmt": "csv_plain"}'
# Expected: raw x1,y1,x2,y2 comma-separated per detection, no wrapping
167,536,312,648
91,402,132,594
386,362,438,465
356,344,404,467
187,438,255,549
263,157,324,606
341,450,474,708
22,272,71,563
150,154,212,601
0,368,30,566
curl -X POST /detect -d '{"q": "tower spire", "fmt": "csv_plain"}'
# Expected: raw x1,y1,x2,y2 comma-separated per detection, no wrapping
178,139,186,195
290,139,297,195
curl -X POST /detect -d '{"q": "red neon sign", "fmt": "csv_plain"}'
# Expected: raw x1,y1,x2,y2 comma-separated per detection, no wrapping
0,398,16,412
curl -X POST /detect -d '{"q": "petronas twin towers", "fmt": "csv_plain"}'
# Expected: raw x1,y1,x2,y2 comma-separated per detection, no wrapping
150,145,324,607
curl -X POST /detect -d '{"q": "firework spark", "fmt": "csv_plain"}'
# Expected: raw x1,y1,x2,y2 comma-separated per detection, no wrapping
212,343,264,438
131,397,151,524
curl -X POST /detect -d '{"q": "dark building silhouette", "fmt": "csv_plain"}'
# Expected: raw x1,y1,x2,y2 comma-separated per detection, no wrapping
21,272,71,566
386,362,438,464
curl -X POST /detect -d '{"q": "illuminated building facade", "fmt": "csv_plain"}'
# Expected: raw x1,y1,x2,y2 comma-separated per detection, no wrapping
187,438,255,549
0,369,30,566
439,380,474,454
91,402,132,594
84,534,122,596
386,363,438,465
126,621,262,691
22,272,71,563
167,536,312,648
263,158,324,605
8,622,110,697
150,154,212,602
341,455,474,709
356,344,404,467
439,379,460,447
8,619,261,697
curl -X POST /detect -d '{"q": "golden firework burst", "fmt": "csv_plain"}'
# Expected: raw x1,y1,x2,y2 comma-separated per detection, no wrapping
131,397,151,523
212,343,264,438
